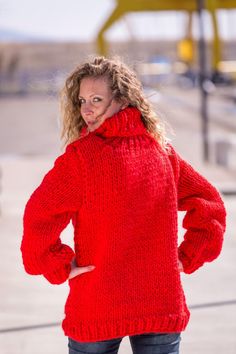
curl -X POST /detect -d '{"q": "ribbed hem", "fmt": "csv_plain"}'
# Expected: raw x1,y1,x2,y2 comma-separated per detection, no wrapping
62,312,190,342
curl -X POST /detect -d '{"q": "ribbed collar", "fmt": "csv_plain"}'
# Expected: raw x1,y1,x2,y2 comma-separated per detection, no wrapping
80,106,147,138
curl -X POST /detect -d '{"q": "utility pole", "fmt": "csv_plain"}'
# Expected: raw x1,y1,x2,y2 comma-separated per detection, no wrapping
197,0,209,162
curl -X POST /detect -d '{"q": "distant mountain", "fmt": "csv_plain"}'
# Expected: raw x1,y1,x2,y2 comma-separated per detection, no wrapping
0,28,53,42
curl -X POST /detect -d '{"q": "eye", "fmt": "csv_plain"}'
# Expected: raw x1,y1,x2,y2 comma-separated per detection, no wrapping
78,98,85,105
93,97,102,103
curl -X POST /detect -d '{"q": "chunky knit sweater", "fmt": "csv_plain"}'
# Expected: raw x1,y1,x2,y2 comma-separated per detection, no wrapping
21,106,226,342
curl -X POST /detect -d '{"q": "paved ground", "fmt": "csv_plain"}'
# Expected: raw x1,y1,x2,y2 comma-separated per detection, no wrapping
0,89,236,354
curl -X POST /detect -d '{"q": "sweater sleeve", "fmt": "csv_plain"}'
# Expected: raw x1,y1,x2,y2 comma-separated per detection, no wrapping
168,145,227,274
20,143,83,285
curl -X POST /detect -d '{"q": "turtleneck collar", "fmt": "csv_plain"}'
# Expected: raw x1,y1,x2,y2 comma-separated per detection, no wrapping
80,106,147,138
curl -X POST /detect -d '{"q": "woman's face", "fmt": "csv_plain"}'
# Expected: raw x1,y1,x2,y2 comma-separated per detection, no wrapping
79,76,127,132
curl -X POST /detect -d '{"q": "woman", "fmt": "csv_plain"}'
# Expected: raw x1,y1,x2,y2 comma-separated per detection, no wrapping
21,56,226,354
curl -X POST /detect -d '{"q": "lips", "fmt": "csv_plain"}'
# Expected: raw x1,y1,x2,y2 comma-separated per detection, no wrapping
84,111,94,116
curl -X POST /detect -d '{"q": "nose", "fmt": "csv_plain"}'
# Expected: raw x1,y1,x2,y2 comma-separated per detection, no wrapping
81,101,93,112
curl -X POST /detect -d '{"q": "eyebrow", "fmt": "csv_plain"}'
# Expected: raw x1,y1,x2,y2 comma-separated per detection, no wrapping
78,94,103,98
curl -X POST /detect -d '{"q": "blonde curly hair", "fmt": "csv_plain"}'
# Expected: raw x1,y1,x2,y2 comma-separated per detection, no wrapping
59,55,170,150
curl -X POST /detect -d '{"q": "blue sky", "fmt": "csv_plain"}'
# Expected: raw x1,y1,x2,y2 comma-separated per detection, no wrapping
0,0,236,41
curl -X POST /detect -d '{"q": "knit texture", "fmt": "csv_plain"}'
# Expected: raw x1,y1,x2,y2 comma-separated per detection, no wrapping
21,106,226,342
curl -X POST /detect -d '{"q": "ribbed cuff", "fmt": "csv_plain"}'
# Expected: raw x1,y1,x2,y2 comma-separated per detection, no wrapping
40,243,75,284
178,246,204,274
21,242,75,284
43,261,72,284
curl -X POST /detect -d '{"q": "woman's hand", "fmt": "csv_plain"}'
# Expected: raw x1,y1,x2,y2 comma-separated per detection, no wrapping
68,257,96,280
178,259,184,272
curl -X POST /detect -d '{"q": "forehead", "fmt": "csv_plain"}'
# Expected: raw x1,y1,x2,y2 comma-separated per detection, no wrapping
79,76,111,96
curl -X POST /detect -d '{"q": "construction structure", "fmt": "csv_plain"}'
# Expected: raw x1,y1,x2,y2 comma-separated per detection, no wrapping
96,0,236,75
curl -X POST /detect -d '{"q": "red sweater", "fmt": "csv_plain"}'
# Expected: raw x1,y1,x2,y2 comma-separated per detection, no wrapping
21,106,226,342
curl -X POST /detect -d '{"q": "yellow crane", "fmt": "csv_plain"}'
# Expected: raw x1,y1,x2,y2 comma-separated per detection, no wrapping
96,0,236,72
